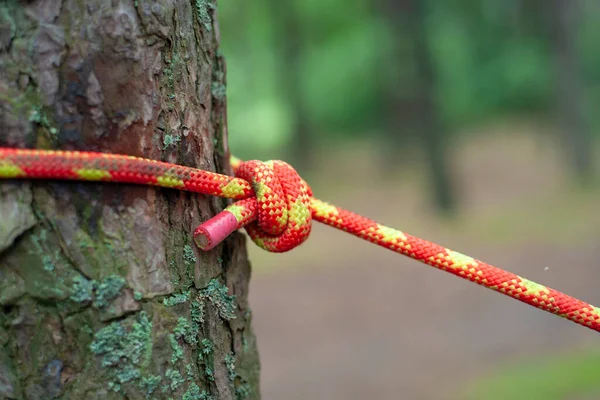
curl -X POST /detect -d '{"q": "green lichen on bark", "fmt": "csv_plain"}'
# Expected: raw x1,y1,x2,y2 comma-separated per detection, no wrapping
235,383,252,400
69,275,94,303
183,245,197,264
163,133,182,149
194,0,214,31
89,311,153,392
211,81,226,101
201,338,213,356
197,338,215,383
211,50,227,157
163,291,190,306
28,107,58,136
164,368,185,391
199,278,236,321
224,349,253,400
191,300,204,323
93,275,126,308
169,333,184,364
183,383,213,400
174,316,199,346
139,374,162,398
225,352,236,382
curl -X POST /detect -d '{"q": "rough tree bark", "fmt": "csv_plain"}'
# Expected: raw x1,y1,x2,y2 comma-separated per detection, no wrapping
0,1,260,399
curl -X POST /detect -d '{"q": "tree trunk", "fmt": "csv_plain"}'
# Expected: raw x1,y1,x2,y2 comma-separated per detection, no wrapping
379,0,456,213
410,0,455,213
0,1,260,399
550,0,592,182
268,0,312,176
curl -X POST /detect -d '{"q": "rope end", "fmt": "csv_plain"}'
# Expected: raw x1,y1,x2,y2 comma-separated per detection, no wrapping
193,211,240,251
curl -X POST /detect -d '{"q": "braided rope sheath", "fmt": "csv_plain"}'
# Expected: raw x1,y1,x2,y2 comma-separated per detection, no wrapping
2,147,600,333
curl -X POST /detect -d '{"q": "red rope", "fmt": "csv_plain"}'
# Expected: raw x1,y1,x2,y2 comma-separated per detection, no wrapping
1,147,599,333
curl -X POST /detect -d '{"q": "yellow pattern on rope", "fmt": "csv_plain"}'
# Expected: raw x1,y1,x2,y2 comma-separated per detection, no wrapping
0,147,599,334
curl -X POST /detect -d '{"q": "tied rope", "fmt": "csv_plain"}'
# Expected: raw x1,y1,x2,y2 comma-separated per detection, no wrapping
1,147,600,333
195,158,314,252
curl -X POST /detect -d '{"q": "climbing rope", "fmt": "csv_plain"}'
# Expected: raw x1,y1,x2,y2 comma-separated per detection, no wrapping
1,147,599,333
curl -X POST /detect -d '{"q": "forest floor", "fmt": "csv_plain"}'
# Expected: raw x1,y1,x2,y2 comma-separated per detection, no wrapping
246,124,600,400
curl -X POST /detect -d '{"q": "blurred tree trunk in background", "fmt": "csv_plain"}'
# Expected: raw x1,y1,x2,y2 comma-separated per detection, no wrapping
379,0,456,213
0,1,259,399
268,0,313,175
514,0,548,35
550,0,593,182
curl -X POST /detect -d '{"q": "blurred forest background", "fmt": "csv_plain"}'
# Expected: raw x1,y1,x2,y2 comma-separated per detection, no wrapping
217,0,600,399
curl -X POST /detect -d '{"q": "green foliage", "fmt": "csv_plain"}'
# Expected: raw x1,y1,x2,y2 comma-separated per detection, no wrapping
463,348,600,400
580,1,600,137
217,0,600,154
428,2,552,127
301,17,392,131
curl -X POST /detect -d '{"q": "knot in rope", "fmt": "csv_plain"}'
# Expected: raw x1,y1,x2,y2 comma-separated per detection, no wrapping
193,159,313,253
235,160,312,252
